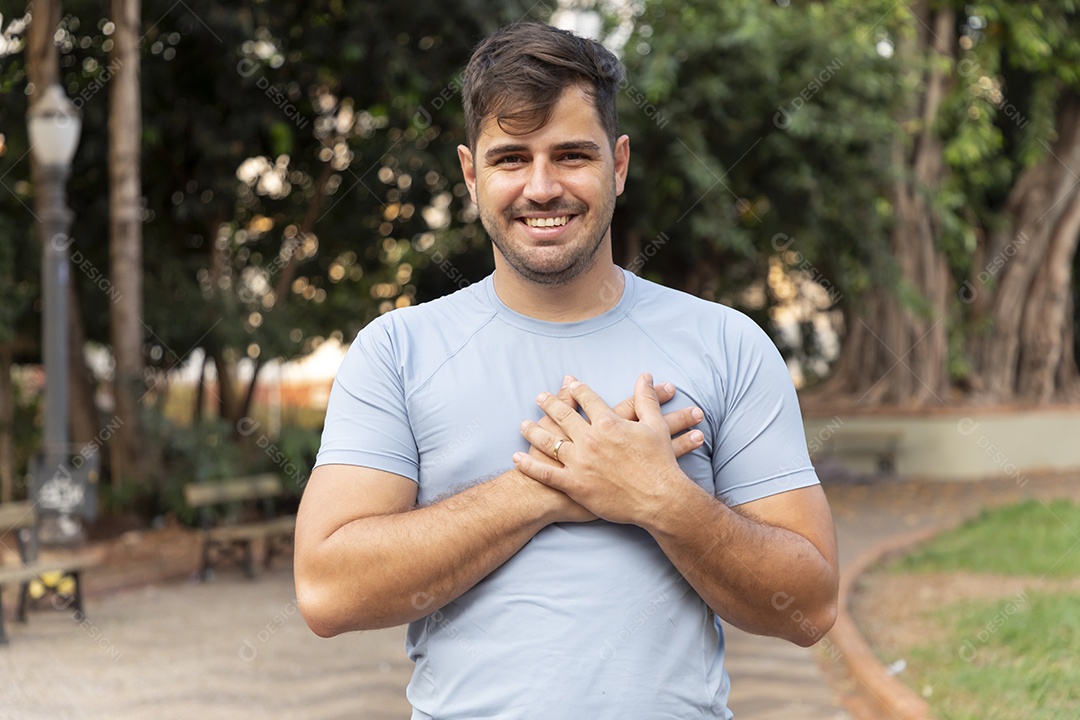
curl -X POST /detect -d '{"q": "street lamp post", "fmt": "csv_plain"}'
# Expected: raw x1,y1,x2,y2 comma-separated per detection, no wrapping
27,84,83,542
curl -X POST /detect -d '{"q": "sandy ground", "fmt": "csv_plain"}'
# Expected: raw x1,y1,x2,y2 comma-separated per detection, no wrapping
0,566,846,720
1,570,413,720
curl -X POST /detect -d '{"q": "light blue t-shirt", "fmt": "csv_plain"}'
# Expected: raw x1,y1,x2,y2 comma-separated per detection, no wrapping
315,269,819,719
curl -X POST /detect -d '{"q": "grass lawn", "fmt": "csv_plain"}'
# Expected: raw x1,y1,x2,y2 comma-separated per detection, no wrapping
905,592,1080,719
879,499,1080,719
892,498,1080,577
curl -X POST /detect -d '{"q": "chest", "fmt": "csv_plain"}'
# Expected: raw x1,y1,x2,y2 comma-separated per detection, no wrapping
405,329,718,504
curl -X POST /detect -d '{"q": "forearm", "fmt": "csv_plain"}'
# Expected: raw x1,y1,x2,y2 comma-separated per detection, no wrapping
298,469,555,635
644,480,838,646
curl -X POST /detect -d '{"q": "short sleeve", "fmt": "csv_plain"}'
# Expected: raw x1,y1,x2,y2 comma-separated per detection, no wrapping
712,313,819,506
314,319,420,482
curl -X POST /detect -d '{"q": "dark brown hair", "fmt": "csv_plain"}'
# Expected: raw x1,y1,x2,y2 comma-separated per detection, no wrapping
462,22,624,150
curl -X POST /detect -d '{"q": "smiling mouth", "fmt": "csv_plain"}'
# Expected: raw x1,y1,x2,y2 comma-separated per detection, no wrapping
521,215,575,228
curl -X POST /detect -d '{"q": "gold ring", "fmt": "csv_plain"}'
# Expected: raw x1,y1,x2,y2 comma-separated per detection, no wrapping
553,438,566,463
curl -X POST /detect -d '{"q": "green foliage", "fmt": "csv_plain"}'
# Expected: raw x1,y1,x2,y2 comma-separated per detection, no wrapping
9,370,42,498
273,424,321,492
614,0,1080,384
891,499,1080,577
0,0,547,373
905,592,1080,719
147,414,244,522
3,0,1080,505
613,0,904,362
133,407,318,521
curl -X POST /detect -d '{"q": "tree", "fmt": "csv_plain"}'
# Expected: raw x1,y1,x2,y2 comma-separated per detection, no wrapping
823,1,954,405
0,0,545,497
613,0,899,370
108,0,145,485
616,0,1080,406
960,2,1080,402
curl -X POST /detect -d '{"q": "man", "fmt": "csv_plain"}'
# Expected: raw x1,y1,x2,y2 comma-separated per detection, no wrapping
296,22,838,719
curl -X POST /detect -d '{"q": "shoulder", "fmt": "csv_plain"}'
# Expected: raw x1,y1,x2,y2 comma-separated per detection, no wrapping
340,278,496,384
625,274,789,404
628,274,770,346
356,279,493,346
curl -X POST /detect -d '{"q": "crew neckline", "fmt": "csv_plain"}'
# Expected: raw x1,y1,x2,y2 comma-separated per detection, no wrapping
483,268,638,337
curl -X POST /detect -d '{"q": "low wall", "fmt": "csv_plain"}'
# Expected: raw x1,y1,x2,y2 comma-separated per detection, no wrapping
802,408,1080,482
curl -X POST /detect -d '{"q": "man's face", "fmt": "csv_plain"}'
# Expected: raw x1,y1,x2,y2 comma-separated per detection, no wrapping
459,85,630,287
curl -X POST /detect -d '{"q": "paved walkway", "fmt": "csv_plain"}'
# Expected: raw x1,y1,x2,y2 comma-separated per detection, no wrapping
4,474,1079,719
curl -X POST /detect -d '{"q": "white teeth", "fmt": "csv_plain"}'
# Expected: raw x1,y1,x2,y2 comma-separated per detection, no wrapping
524,216,571,228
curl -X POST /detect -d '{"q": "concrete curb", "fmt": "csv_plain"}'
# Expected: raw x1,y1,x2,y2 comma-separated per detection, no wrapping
828,523,950,720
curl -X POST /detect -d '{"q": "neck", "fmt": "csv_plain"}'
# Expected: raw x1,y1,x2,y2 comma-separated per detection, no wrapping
492,254,626,323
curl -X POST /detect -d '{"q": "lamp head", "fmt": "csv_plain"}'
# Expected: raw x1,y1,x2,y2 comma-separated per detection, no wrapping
27,84,82,168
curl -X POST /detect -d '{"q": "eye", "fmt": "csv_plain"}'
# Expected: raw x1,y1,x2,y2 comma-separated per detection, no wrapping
495,155,526,165
560,152,591,163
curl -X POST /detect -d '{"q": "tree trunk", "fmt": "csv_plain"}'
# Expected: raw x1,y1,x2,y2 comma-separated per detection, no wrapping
212,350,239,423
972,91,1080,402
238,356,263,431
821,3,953,406
193,354,207,424
0,342,13,503
108,0,145,487
26,0,59,92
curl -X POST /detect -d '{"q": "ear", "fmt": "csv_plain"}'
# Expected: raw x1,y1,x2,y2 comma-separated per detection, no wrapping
458,144,478,205
613,134,630,197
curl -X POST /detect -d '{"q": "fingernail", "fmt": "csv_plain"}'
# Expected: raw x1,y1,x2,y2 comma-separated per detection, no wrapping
644,373,654,384
520,420,530,432
512,452,524,463
562,375,573,388
569,381,581,390
691,407,704,421
691,430,703,443
664,383,675,394
537,392,550,403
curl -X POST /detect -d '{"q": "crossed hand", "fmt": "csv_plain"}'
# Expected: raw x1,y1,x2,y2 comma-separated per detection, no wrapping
513,374,704,525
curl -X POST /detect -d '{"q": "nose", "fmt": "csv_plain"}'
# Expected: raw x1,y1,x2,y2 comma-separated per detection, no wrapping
522,157,562,204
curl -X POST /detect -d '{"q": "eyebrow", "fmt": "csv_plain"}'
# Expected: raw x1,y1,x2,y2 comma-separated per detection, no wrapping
483,140,603,163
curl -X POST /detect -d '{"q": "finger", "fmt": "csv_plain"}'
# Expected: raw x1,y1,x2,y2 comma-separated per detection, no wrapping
671,429,705,458
663,405,705,437
556,376,579,409
536,391,591,437
565,381,619,426
612,382,676,420
520,420,568,462
538,377,578,433
512,451,566,489
528,443,560,464
631,373,665,431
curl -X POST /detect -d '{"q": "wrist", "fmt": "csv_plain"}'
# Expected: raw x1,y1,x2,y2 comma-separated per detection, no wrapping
638,468,708,535
500,467,565,525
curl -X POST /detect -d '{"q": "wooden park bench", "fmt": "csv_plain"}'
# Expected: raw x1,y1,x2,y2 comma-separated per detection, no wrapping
0,501,97,644
818,430,904,477
183,474,296,580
